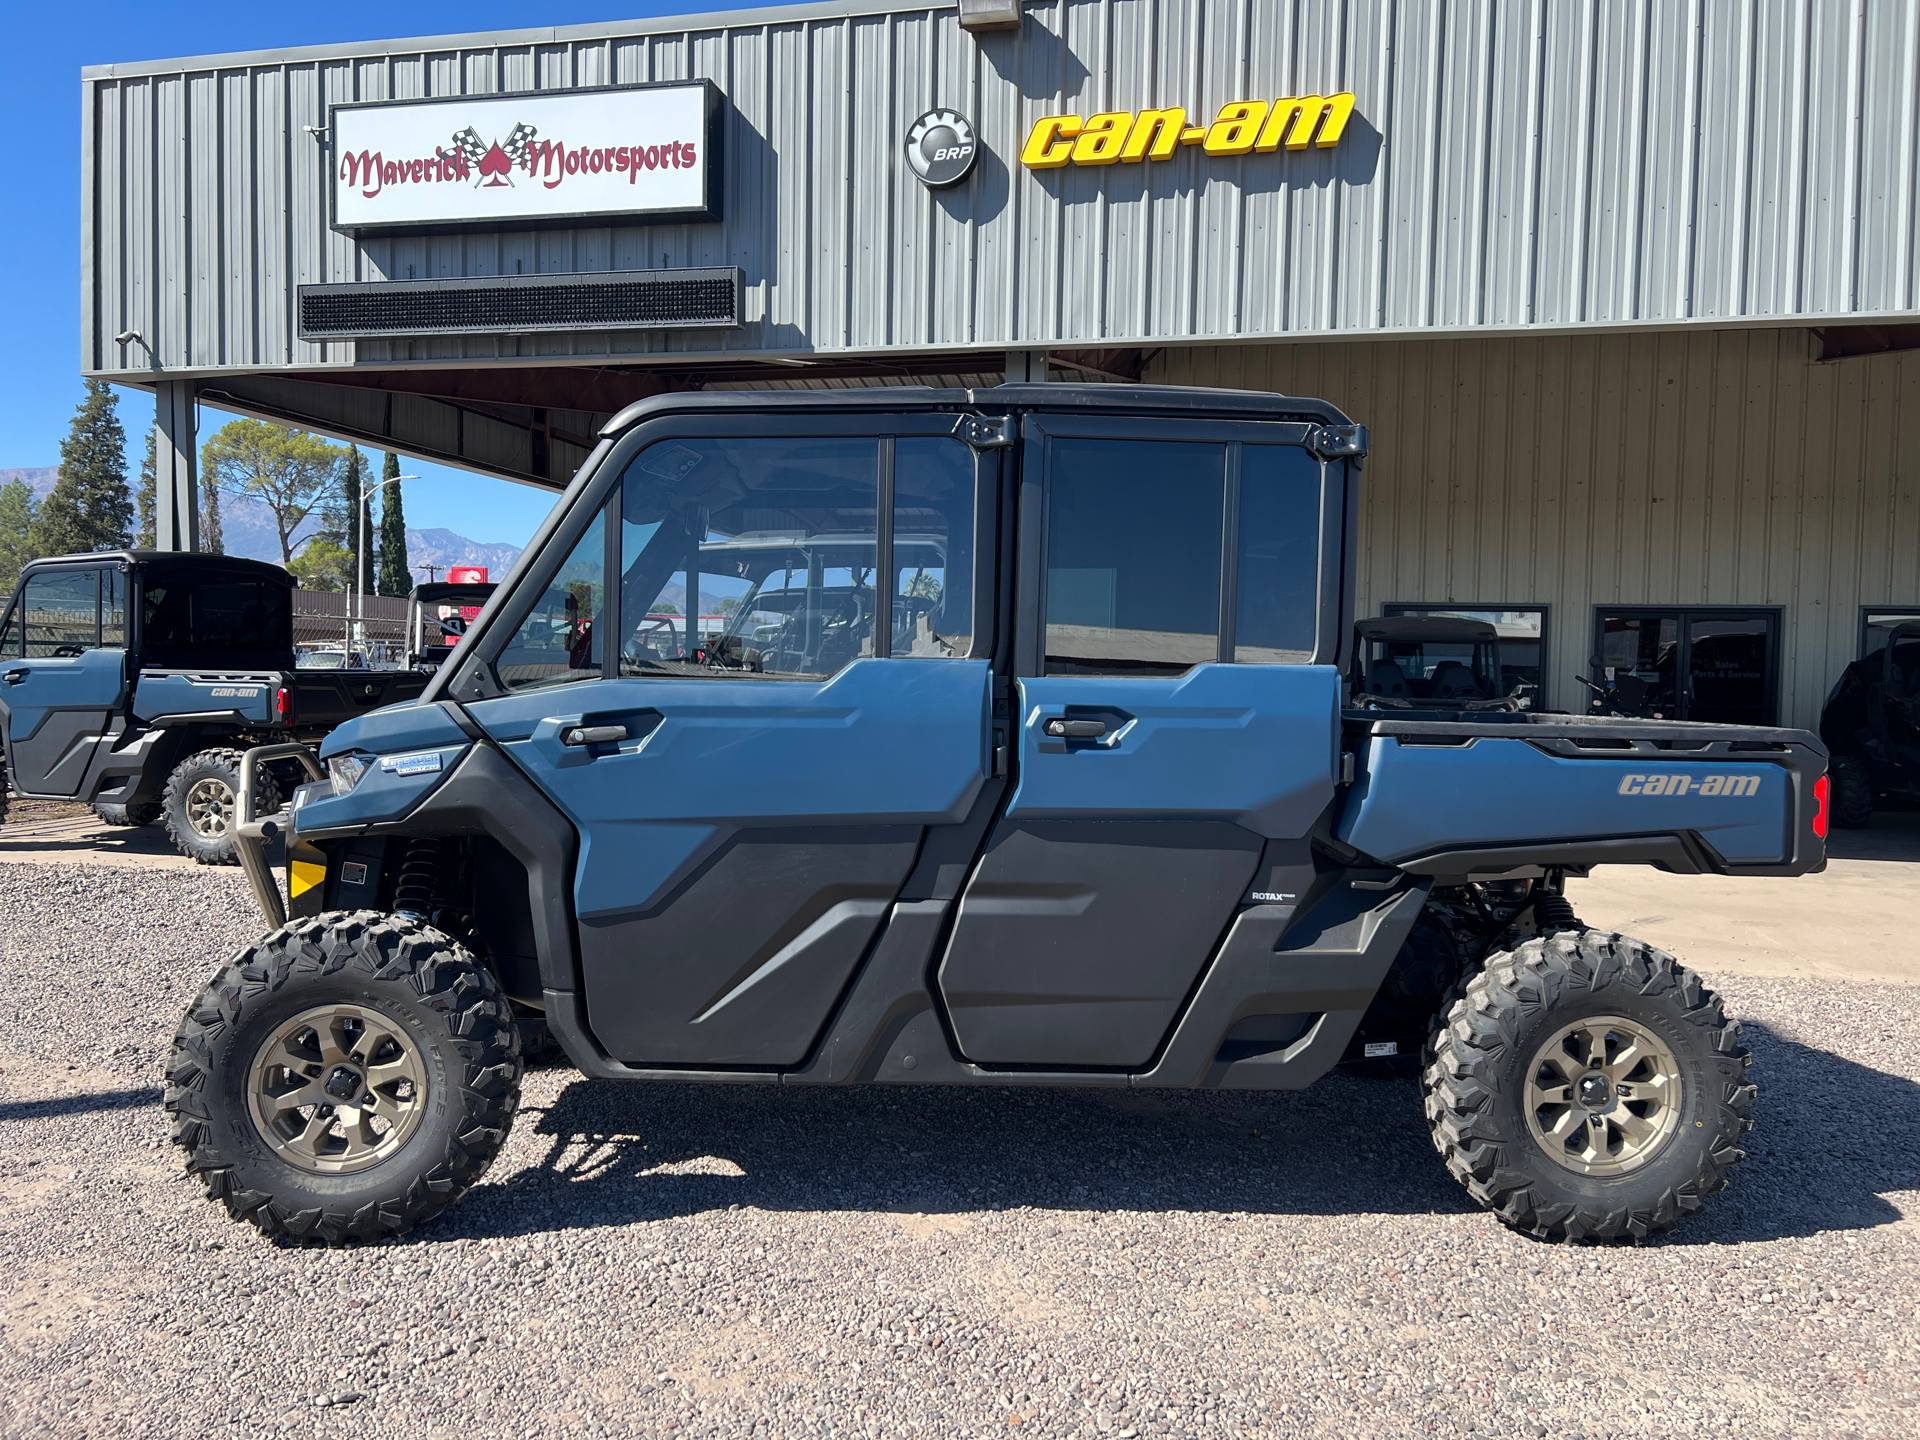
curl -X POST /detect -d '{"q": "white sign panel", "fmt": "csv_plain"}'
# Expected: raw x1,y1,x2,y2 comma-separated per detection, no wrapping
331,82,718,233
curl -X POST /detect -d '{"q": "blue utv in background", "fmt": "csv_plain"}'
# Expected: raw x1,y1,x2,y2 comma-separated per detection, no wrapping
0,552,427,863
163,386,1829,1246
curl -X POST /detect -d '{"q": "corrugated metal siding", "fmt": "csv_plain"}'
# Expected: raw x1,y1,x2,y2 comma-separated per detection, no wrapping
84,0,1920,378
1152,328,1920,730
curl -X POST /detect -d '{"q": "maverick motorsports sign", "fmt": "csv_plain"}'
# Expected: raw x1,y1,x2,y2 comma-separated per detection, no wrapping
330,80,723,234
1020,92,1355,169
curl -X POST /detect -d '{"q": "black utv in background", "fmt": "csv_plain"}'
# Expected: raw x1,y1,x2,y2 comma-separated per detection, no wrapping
0,551,427,862
1820,620,1920,827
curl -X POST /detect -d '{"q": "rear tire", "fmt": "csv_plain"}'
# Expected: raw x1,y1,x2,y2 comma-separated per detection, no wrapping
1425,929,1752,1242
164,912,522,1243
161,748,281,865
1831,762,1874,829
94,799,162,827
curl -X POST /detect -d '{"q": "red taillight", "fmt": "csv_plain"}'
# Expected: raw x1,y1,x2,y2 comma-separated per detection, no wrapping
1812,774,1829,840
276,686,291,721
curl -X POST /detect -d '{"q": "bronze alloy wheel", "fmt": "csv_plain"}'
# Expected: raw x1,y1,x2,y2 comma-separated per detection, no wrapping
184,776,235,839
1522,1014,1685,1177
245,1003,430,1174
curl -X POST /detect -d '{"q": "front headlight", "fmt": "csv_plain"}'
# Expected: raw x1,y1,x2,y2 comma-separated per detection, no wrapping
327,753,373,796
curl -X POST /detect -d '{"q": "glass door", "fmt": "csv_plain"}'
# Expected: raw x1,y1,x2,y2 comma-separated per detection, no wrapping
1593,609,1778,725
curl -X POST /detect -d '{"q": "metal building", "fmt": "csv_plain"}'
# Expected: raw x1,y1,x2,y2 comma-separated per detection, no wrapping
79,0,1920,723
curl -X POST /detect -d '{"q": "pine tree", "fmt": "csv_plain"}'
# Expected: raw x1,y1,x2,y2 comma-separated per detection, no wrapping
202,475,224,555
0,480,39,595
200,417,342,563
376,451,410,596
135,428,157,547
34,379,133,556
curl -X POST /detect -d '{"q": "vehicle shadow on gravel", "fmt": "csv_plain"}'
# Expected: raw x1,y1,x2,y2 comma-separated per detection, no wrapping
434,1018,1917,1245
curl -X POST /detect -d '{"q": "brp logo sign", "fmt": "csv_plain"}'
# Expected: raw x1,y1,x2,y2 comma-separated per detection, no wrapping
905,110,979,188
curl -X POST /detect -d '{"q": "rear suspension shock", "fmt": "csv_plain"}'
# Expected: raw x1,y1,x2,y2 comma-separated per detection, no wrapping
1530,868,1583,934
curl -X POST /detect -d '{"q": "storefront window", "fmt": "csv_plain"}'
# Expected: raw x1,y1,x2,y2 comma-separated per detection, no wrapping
1861,609,1920,658
1383,605,1546,706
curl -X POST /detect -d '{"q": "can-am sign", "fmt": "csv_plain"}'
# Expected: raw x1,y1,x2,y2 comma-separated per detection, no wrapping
330,81,721,234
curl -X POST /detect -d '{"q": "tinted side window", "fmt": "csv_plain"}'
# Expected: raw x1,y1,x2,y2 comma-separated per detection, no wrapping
1044,440,1224,676
0,595,20,658
141,571,291,667
101,568,127,647
23,570,100,656
616,438,880,680
494,510,605,691
1233,446,1322,663
893,437,976,658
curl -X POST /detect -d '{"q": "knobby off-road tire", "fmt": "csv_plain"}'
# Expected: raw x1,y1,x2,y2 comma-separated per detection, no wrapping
165,912,522,1243
1425,929,1753,1242
94,799,162,827
161,748,281,865
1830,762,1874,830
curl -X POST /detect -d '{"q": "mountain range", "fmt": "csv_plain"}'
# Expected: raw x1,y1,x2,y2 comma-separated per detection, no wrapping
0,467,524,583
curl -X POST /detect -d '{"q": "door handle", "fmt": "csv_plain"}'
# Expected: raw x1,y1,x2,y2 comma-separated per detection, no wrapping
560,723,628,747
2,669,26,685
1042,717,1109,739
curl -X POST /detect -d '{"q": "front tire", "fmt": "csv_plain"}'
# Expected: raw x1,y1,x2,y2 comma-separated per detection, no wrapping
161,748,281,865
1424,929,1752,1242
165,912,522,1243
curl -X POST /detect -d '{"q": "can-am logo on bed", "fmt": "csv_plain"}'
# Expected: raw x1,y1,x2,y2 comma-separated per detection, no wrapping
1618,773,1762,797
330,81,720,233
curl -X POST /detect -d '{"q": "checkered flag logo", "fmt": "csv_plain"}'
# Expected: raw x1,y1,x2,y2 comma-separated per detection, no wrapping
502,123,538,168
451,126,488,168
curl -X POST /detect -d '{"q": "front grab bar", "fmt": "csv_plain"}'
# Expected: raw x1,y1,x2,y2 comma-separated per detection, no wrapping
233,743,323,930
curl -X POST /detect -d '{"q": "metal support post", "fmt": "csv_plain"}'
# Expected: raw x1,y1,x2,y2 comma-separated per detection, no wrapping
1005,349,1049,383
153,380,200,552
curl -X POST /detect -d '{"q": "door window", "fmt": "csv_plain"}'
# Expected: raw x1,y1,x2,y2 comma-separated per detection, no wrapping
1044,439,1224,676
892,437,976,658
100,569,127,647
615,437,881,679
23,570,100,657
1233,445,1322,664
0,597,19,657
493,511,605,691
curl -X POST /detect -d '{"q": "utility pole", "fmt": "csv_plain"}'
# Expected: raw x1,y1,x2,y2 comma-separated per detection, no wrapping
417,563,442,584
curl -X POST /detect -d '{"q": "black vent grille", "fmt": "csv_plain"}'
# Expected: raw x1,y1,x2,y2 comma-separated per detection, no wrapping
298,268,741,340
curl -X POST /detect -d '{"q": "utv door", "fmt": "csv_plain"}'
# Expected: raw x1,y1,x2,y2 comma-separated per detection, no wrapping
0,566,126,797
464,415,995,1067
936,418,1345,1068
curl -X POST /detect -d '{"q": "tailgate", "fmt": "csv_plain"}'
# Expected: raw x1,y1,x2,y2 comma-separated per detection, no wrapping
132,672,279,726
1338,719,1827,878
287,671,431,728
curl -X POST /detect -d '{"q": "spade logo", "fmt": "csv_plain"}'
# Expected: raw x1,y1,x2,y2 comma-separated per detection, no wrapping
453,123,540,188
477,142,513,185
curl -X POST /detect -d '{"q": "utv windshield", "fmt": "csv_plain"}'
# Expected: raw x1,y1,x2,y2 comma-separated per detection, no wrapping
141,566,293,670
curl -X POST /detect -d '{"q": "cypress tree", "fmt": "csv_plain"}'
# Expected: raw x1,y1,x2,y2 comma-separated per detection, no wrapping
136,428,157,547
201,475,224,555
376,452,410,596
341,446,368,592
34,379,133,556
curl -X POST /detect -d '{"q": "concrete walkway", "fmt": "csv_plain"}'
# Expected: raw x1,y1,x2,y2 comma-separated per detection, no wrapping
1572,809,1920,985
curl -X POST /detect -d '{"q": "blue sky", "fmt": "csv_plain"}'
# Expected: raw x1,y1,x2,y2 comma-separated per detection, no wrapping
0,1,775,548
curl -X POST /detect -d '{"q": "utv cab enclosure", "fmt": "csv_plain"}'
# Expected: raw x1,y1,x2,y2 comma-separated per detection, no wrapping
0,551,426,863
167,386,1828,1247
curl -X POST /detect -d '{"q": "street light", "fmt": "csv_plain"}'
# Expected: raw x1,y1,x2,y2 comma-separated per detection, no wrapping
345,473,416,658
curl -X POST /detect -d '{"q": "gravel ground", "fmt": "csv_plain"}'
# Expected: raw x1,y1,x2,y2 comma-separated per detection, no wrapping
0,864,1915,1440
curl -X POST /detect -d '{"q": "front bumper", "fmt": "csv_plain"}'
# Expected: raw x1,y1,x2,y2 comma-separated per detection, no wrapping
232,742,323,928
